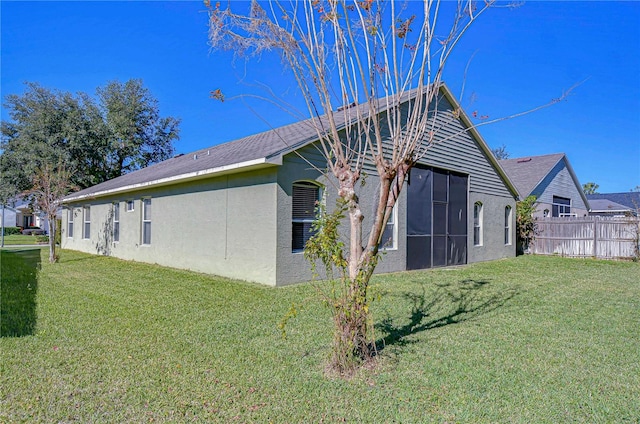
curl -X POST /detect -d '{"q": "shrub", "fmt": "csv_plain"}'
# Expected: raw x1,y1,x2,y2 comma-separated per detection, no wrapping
55,219,62,246
516,195,538,255
3,227,23,236
35,235,49,244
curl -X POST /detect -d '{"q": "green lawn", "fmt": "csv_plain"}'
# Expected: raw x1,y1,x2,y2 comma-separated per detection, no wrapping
1,249,638,423
1,234,42,245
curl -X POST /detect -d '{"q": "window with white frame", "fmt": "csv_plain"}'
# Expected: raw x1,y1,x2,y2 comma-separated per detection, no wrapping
504,205,512,245
83,206,91,239
67,209,74,238
473,202,483,246
552,196,571,217
113,202,120,243
292,182,320,252
142,198,151,245
126,199,135,212
380,204,397,250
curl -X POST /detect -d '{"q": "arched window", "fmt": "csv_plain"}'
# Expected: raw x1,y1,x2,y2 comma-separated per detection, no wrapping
473,202,483,246
504,205,512,245
292,182,321,252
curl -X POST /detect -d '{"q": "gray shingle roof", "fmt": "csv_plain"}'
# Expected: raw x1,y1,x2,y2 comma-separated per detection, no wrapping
587,192,640,210
498,153,565,198
64,83,518,202
64,111,348,201
63,88,423,202
588,198,632,212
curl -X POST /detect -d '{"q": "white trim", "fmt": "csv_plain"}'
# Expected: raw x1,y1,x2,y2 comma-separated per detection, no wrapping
141,198,152,245
473,202,483,247
64,157,281,202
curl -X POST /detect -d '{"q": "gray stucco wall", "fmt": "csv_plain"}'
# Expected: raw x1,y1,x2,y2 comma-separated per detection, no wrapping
467,192,516,263
275,145,408,285
63,168,280,286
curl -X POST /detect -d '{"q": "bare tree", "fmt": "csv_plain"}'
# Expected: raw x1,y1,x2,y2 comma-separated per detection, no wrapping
24,163,77,263
207,0,562,374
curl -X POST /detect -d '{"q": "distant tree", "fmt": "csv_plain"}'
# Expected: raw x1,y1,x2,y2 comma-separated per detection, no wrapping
23,162,77,263
0,79,180,192
1,83,85,191
582,182,599,195
491,144,510,160
97,79,181,179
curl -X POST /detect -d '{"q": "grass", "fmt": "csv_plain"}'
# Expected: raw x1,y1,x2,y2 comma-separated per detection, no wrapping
1,250,638,423
1,234,42,245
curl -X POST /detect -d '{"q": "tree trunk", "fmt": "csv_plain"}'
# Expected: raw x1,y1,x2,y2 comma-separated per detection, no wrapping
48,214,57,263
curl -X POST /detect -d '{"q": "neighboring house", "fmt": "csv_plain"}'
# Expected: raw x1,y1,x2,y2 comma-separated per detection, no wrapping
499,153,590,219
0,206,18,228
587,192,640,217
0,199,49,231
61,84,518,286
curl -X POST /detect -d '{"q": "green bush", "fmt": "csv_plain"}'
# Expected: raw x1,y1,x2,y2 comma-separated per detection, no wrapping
3,227,23,236
55,219,62,246
35,235,49,244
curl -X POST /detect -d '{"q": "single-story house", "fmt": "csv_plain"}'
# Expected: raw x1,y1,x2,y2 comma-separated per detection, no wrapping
0,199,49,231
61,84,518,286
0,205,18,229
587,192,640,217
499,153,590,219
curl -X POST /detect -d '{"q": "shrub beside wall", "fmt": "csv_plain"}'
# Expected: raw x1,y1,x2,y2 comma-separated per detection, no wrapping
3,227,23,236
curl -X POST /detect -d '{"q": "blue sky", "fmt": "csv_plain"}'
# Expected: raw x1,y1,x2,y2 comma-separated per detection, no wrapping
2,1,639,193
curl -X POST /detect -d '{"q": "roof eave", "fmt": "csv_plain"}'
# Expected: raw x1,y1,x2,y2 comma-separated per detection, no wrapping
63,156,283,203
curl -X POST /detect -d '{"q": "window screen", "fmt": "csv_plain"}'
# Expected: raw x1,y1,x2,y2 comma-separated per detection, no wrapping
292,182,320,251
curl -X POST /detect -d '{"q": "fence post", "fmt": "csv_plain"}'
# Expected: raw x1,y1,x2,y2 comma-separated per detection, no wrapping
593,216,598,258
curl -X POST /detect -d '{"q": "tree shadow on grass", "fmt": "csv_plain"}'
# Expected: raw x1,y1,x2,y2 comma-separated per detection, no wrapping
375,278,519,352
1,248,42,337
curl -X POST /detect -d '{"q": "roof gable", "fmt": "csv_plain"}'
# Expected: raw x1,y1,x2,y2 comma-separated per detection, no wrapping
499,153,589,209
499,153,565,198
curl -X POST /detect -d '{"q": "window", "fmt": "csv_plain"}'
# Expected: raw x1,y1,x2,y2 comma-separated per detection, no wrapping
552,196,571,217
83,206,91,239
473,202,483,246
126,200,135,212
113,202,120,243
142,198,151,245
292,182,320,252
380,204,397,250
504,205,512,245
67,209,74,238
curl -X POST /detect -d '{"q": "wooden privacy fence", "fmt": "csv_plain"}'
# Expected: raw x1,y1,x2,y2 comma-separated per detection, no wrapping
532,216,640,260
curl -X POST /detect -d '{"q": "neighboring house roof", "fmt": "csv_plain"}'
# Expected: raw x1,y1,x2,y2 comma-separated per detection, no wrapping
587,192,640,211
588,198,633,214
64,83,518,202
499,153,589,207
